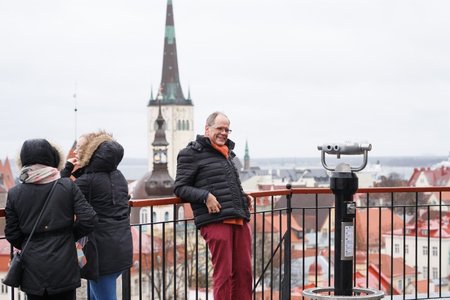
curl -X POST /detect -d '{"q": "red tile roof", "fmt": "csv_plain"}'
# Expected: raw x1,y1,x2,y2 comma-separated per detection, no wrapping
0,158,16,191
408,166,450,187
355,208,404,249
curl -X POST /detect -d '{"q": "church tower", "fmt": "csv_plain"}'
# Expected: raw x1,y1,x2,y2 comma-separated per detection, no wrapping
147,0,194,177
244,140,250,170
131,102,176,225
146,102,174,196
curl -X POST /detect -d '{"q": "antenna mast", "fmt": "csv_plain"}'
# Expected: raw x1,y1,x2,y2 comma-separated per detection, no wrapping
73,82,78,140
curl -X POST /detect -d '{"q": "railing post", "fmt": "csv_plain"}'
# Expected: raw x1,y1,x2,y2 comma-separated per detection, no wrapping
281,184,292,300
122,269,131,300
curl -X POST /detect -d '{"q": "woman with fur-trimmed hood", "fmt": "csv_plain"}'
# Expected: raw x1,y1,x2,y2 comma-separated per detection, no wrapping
61,130,132,300
5,139,97,299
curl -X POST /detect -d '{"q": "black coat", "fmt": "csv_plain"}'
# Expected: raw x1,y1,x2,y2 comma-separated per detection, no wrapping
173,135,250,228
5,178,97,295
63,139,133,276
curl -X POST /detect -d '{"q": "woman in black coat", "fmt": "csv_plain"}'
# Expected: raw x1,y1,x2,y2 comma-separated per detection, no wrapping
61,131,133,300
5,139,97,300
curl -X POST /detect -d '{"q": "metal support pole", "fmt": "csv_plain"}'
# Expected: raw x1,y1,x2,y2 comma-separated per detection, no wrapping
281,184,292,299
330,165,358,296
122,269,131,300
303,142,383,299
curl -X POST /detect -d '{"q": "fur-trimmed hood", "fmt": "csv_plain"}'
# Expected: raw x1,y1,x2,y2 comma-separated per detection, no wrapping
77,131,124,171
17,139,66,170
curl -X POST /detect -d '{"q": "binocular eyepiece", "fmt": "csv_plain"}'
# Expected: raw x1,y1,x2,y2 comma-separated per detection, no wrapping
318,142,372,172
318,143,372,157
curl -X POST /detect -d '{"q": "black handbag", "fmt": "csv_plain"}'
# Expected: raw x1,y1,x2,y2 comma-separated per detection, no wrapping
2,180,58,287
77,232,99,281
2,252,23,287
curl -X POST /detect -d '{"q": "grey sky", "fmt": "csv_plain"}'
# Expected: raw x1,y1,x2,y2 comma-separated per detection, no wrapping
1,0,449,160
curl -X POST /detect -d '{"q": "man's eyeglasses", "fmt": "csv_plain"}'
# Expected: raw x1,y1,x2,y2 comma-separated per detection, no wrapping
211,126,232,134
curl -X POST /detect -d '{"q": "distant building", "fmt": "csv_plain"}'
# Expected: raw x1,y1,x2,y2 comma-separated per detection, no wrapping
0,157,15,211
355,208,404,253
407,166,450,209
147,0,194,178
383,210,450,291
0,158,15,191
244,140,250,171
408,166,450,187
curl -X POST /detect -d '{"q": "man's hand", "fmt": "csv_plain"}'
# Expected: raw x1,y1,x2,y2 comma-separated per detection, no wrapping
205,193,222,214
246,194,254,211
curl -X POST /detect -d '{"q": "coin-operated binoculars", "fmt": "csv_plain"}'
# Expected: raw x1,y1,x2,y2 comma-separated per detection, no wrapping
303,142,384,300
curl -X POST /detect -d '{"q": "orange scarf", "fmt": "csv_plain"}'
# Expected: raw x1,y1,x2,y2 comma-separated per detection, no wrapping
210,142,229,159
210,140,244,226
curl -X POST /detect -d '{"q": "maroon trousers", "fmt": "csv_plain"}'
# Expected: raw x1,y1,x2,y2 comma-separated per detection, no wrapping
200,222,252,300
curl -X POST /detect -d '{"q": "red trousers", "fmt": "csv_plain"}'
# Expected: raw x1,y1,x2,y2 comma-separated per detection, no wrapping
200,222,252,300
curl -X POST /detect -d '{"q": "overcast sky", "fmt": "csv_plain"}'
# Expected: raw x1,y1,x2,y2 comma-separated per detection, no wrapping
1,0,449,161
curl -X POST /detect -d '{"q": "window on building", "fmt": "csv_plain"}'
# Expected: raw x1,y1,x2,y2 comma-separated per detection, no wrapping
164,211,169,221
423,267,428,278
178,206,185,221
142,276,149,294
398,279,403,291
395,244,400,254
433,267,438,279
1,284,7,294
405,244,409,254
164,180,172,188
321,228,328,239
423,246,428,255
186,120,190,130
140,208,149,224
152,212,157,223
432,246,438,256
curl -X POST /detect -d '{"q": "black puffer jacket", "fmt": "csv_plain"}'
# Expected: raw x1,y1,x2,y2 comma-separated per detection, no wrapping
174,135,250,228
62,134,133,276
5,178,97,295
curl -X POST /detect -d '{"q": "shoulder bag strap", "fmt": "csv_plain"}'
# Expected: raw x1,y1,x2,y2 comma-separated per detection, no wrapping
21,179,59,254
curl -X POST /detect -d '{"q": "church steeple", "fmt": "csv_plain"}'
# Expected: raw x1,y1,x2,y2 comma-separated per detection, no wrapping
149,0,192,106
146,0,195,178
146,102,174,196
152,103,169,148
244,139,250,170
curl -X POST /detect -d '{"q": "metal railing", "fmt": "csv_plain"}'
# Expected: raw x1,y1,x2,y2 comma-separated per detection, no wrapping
1,186,450,299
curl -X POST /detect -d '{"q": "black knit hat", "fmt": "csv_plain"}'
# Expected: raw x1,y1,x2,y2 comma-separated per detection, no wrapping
20,139,60,168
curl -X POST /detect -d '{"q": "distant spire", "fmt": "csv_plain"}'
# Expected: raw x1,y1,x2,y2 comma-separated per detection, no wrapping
244,139,250,170
157,0,186,103
152,101,169,147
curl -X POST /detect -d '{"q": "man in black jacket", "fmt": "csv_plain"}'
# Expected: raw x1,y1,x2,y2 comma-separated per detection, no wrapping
174,111,253,300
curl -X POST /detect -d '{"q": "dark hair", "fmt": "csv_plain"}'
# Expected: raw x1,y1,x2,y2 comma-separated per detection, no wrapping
20,139,60,168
